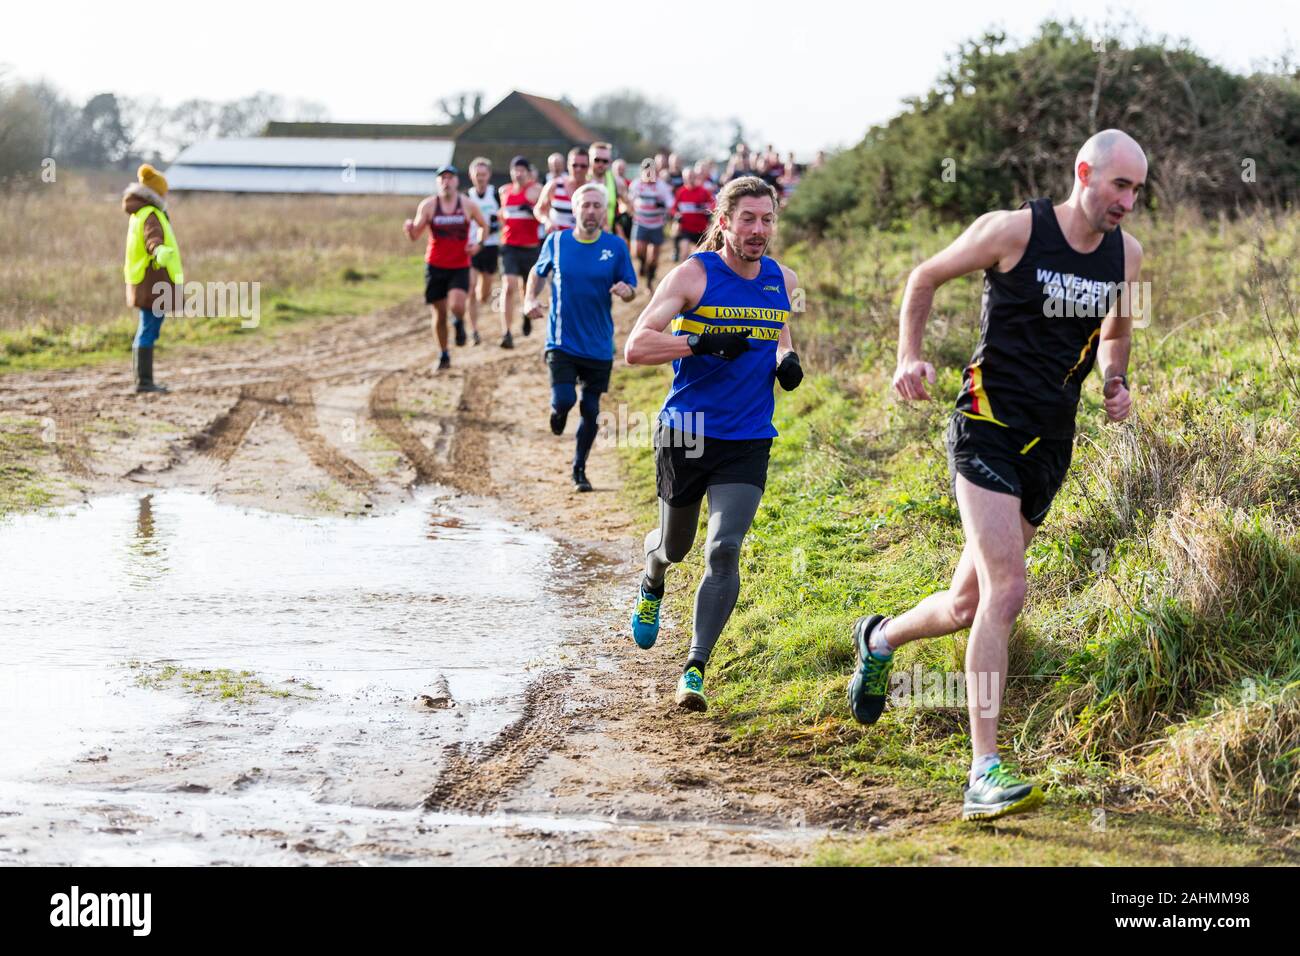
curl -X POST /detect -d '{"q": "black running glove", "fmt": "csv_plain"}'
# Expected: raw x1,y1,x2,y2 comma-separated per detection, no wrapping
776,351,803,391
689,330,751,360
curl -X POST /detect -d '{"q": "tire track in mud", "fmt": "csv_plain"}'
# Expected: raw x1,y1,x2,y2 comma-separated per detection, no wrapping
369,365,443,484
369,354,525,493
447,361,501,488
192,379,375,491
424,671,575,814
277,379,375,491
191,387,265,464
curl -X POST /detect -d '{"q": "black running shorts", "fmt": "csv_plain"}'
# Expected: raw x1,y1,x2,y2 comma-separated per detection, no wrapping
546,348,612,395
470,245,499,274
501,244,541,277
424,265,470,303
655,422,772,507
945,412,1073,526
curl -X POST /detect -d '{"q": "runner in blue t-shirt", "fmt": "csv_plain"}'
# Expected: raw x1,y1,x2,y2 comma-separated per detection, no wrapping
525,183,637,492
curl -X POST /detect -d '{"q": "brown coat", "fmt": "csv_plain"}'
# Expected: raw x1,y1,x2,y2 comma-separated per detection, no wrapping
123,183,181,312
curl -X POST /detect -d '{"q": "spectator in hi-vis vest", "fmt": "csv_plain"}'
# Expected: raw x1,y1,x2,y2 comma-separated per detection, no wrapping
122,163,183,393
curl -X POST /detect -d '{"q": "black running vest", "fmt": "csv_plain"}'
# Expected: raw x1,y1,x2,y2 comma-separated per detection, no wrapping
955,197,1126,439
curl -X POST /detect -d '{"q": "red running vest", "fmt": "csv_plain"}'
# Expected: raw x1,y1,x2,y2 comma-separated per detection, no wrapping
502,185,542,247
426,195,470,269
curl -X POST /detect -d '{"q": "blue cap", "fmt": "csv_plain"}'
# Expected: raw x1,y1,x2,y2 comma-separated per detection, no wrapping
435,164,458,176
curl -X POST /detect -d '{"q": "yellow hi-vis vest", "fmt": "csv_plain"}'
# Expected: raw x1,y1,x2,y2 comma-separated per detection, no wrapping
604,169,618,229
123,205,183,286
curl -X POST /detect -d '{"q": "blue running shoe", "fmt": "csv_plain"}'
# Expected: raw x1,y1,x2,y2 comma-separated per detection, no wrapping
631,583,662,649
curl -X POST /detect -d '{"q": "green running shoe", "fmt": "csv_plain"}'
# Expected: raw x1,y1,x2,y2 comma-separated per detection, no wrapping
847,614,893,724
675,666,707,711
962,764,1045,821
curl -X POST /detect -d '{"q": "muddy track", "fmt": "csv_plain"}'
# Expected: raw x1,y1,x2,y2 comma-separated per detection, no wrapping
368,352,532,494
447,359,515,490
191,386,267,464
369,365,442,484
424,671,576,814
278,379,375,491
189,378,375,491
1,297,907,864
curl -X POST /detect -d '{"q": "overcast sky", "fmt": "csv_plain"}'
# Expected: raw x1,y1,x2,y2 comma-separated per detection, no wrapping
4,0,1296,159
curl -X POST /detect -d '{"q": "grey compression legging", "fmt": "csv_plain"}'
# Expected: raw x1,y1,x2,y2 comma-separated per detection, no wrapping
643,482,765,664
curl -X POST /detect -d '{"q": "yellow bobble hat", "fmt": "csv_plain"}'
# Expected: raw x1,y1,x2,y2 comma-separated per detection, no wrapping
137,163,168,196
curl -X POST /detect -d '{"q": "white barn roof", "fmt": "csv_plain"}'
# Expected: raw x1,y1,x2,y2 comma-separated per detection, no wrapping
166,137,455,195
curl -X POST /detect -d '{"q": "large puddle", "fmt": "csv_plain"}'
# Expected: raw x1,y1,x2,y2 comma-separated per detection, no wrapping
0,491,604,864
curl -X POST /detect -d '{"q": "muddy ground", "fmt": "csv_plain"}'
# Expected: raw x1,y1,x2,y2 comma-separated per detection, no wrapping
0,297,935,866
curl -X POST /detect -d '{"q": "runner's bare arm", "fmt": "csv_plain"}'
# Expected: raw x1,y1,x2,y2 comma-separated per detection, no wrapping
1098,232,1144,422
464,197,488,256
534,180,555,222
624,260,707,365
404,197,433,241
524,264,549,319
776,324,795,361
894,208,1031,401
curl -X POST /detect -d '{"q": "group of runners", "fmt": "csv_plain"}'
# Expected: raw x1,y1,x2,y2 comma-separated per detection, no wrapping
398,127,1146,823
400,141,804,492
402,142,813,367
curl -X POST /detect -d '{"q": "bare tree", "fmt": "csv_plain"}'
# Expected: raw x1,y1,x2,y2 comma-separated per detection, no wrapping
0,79,49,187
584,90,677,155
434,91,484,126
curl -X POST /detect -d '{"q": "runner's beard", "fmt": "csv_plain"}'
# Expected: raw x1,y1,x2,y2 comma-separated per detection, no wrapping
727,232,768,262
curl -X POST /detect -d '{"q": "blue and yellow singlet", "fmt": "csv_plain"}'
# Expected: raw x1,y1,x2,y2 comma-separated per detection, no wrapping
659,251,789,440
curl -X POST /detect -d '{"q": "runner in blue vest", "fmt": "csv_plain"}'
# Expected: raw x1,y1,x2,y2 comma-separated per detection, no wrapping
623,176,804,711
525,183,637,492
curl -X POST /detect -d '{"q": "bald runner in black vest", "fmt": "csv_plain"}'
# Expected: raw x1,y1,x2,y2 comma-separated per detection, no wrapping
846,129,1147,822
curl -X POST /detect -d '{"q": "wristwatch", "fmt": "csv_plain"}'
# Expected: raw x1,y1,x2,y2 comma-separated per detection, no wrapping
687,333,700,352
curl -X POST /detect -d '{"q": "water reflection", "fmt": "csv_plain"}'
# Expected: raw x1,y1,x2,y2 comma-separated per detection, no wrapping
124,494,170,587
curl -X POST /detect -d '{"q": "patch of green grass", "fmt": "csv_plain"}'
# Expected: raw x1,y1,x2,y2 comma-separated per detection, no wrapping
0,416,59,518
306,484,348,514
130,662,313,702
360,430,400,453
372,453,404,474
813,808,1297,866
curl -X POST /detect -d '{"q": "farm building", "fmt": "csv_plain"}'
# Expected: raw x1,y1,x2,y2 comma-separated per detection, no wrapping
449,90,598,179
163,136,455,194
166,91,598,194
